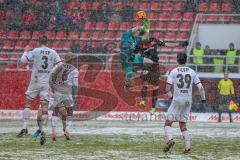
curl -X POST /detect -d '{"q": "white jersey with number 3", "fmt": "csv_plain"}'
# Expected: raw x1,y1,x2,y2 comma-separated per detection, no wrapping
167,66,201,100
24,46,61,84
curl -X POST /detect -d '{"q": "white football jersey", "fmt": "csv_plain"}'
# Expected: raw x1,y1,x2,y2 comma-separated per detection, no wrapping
167,66,201,100
25,46,61,84
50,62,79,95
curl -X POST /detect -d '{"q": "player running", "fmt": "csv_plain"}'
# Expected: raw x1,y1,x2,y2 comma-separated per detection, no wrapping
49,52,79,141
163,53,206,154
17,36,61,145
137,36,188,115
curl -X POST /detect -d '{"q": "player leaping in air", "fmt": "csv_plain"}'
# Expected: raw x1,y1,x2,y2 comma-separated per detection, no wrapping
163,53,206,154
17,36,62,145
137,35,188,115
49,52,79,141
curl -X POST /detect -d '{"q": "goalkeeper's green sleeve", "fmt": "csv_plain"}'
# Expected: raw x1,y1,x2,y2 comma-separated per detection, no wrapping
142,18,151,32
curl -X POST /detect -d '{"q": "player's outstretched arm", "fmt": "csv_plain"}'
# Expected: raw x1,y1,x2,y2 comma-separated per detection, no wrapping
20,45,32,63
164,41,189,48
196,83,206,102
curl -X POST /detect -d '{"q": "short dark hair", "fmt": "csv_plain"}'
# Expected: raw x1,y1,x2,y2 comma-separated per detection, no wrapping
177,53,187,65
39,36,47,45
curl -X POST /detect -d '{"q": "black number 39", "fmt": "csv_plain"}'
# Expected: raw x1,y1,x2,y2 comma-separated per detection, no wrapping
177,74,191,88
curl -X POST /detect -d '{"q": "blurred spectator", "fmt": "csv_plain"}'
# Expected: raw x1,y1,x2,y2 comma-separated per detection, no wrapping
110,12,122,23
183,0,196,12
57,10,72,31
204,45,212,72
226,42,238,73
71,41,80,53
83,41,94,53
213,50,224,73
37,11,50,30
192,42,204,72
217,71,235,123
48,13,57,30
121,5,134,22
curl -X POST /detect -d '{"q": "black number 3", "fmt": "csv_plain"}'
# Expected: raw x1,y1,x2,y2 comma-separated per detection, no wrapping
177,74,191,88
41,56,48,69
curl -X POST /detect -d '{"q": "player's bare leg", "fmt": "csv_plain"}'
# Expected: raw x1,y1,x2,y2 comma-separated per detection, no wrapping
149,85,159,115
58,105,70,140
17,98,32,137
179,122,191,154
163,120,175,153
51,108,59,141
35,102,48,145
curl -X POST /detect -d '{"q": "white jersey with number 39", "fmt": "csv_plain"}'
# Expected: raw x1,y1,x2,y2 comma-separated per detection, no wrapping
167,66,201,100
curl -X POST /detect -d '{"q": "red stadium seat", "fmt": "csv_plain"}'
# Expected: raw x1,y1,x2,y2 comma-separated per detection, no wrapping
104,32,116,40
164,32,175,41
63,41,72,51
167,22,178,31
176,32,188,41
108,22,120,31
117,2,125,10
179,22,191,31
162,2,173,11
0,54,8,61
19,31,31,39
68,31,79,40
28,41,38,48
174,2,184,11
154,22,167,31
32,31,42,40
18,64,27,70
44,31,55,39
84,22,95,30
80,1,92,10
198,3,208,12
223,15,233,23
138,3,149,11
209,3,220,12
116,32,122,41
0,10,5,20
183,12,194,21
148,12,158,21
171,12,182,21
7,30,19,39
9,54,18,60
52,41,63,50
159,12,170,21
151,2,161,11
15,41,27,50
0,30,6,39
92,2,100,10
222,3,233,12
56,31,67,40
67,1,79,10
79,32,92,40
120,22,130,30
79,41,87,49
3,40,15,50
95,22,107,31
153,32,164,40
206,15,219,22
92,41,101,50
92,32,104,40
6,63,16,70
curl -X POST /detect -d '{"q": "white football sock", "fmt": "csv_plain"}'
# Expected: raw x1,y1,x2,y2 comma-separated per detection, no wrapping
22,108,31,129
51,116,58,133
164,126,173,141
66,116,73,132
42,114,48,132
182,130,191,150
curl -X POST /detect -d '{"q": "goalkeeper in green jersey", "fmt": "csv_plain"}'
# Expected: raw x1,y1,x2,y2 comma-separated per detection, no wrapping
119,21,153,90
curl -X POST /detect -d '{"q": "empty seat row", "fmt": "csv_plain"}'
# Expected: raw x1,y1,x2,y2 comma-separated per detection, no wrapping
198,2,233,12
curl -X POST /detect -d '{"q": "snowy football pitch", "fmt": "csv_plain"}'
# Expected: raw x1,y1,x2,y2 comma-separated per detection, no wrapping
0,120,240,160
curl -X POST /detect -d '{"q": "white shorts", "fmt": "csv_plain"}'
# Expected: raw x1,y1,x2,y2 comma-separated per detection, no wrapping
166,99,192,123
25,81,49,102
49,92,74,110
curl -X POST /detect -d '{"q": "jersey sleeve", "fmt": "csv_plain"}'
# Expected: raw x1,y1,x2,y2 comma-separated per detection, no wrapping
166,71,174,85
54,52,62,64
72,70,79,87
193,73,201,85
25,49,35,61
